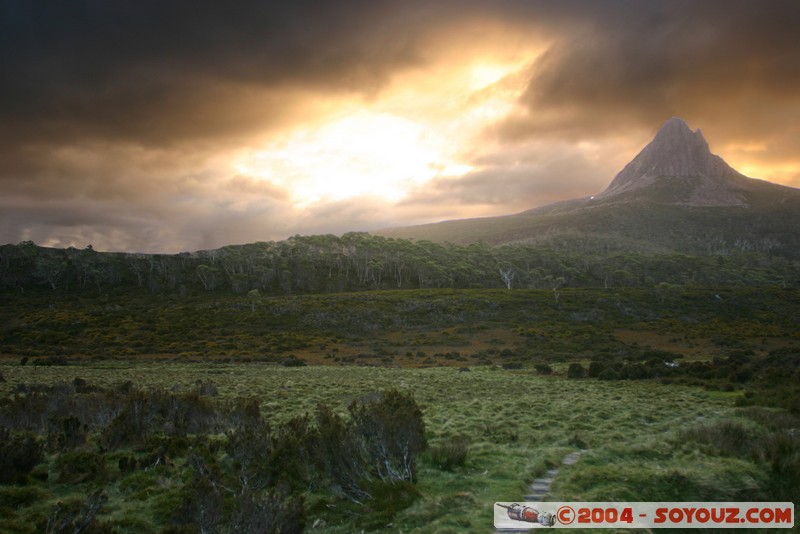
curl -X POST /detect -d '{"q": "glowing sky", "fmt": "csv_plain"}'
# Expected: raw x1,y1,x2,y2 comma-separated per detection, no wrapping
1,1,799,252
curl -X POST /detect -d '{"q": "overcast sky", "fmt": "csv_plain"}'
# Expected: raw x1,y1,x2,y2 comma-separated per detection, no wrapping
2,0,799,253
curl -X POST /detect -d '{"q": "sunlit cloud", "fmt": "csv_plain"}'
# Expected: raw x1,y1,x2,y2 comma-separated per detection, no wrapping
237,111,471,205
234,56,535,208
1,1,798,253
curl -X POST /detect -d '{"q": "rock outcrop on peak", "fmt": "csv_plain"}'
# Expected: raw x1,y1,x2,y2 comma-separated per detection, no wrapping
376,117,800,256
600,117,749,206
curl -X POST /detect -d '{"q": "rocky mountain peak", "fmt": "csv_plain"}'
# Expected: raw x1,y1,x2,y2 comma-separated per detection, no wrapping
601,117,748,206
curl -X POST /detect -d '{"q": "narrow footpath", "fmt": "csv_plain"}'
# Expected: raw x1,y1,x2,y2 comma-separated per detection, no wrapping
524,450,584,502
495,449,586,532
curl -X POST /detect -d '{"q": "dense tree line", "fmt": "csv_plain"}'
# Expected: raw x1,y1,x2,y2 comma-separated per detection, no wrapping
1,233,797,296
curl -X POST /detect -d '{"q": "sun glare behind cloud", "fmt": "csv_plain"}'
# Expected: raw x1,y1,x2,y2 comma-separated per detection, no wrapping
240,111,473,206
236,58,533,208
468,63,513,90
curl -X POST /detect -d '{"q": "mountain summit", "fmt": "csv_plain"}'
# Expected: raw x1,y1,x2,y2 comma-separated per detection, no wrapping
599,117,750,206
376,117,800,255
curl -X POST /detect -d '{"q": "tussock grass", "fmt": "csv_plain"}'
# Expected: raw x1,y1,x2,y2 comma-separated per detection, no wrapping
0,361,796,532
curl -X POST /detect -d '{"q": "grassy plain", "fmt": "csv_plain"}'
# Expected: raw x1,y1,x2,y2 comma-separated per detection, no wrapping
1,287,798,532
0,362,794,532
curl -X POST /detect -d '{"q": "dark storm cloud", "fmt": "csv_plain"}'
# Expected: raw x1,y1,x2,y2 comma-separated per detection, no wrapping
497,0,800,145
1,0,798,252
0,0,602,149
0,0,495,220
4,0,797,149
0,0,444,147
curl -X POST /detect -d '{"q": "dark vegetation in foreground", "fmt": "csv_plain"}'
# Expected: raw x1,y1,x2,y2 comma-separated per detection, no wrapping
0,371,798,532
0,380,426,533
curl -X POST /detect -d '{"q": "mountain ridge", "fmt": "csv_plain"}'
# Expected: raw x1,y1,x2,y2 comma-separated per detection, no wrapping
602,117,744,200
375,118,800,256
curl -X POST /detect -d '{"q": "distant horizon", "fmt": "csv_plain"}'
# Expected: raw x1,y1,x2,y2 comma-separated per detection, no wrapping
2,1,799,254
7,113,799,256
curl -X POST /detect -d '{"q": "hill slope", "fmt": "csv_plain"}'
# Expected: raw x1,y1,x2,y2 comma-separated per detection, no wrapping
376,118,800,258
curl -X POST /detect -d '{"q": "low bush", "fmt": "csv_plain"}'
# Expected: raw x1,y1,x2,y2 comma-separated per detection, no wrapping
429,437,470,471
314,405,372,502
619,363,655,380
588,361,604,378
48,416,88,452
101,388,219,449
679,420,755,458
358,480,419,529
281,356,307,367
680,415,800,502
176,444,307,534
0,426,44,483
349,389,427,484
54,450,108,484
0,485,49,508
227,397,262,427
41,490,110,534
227,487,305,534
227,420,281,491
598,367,620,380
567,363,586,379
195,380,218,396
312,390,427,504
173,456,225,533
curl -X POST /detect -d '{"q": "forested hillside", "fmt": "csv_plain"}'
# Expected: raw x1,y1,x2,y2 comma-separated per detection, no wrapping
1,234,798,296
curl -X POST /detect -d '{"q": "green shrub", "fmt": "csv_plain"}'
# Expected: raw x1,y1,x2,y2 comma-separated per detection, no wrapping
41,490,110,534
358,480,419,529
54,450,108,484
598,367,620,381
195,379,218,396
588,361,604,378
227,487,306,534
228,397,262,427
101,387,219,449
311,390,427,504
764,441,800,502
226,419,278,491
429,437,470,470
349,390,427,484
567,363,586,379
680,420,755,457
679,416,800,502
281,356,307,367
619,363,655,380
48,416,88,451
271,416,315,489
314,405,371,502
173,456,224,533
177,446,307,534
0,426,44,483
0,485,48,508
